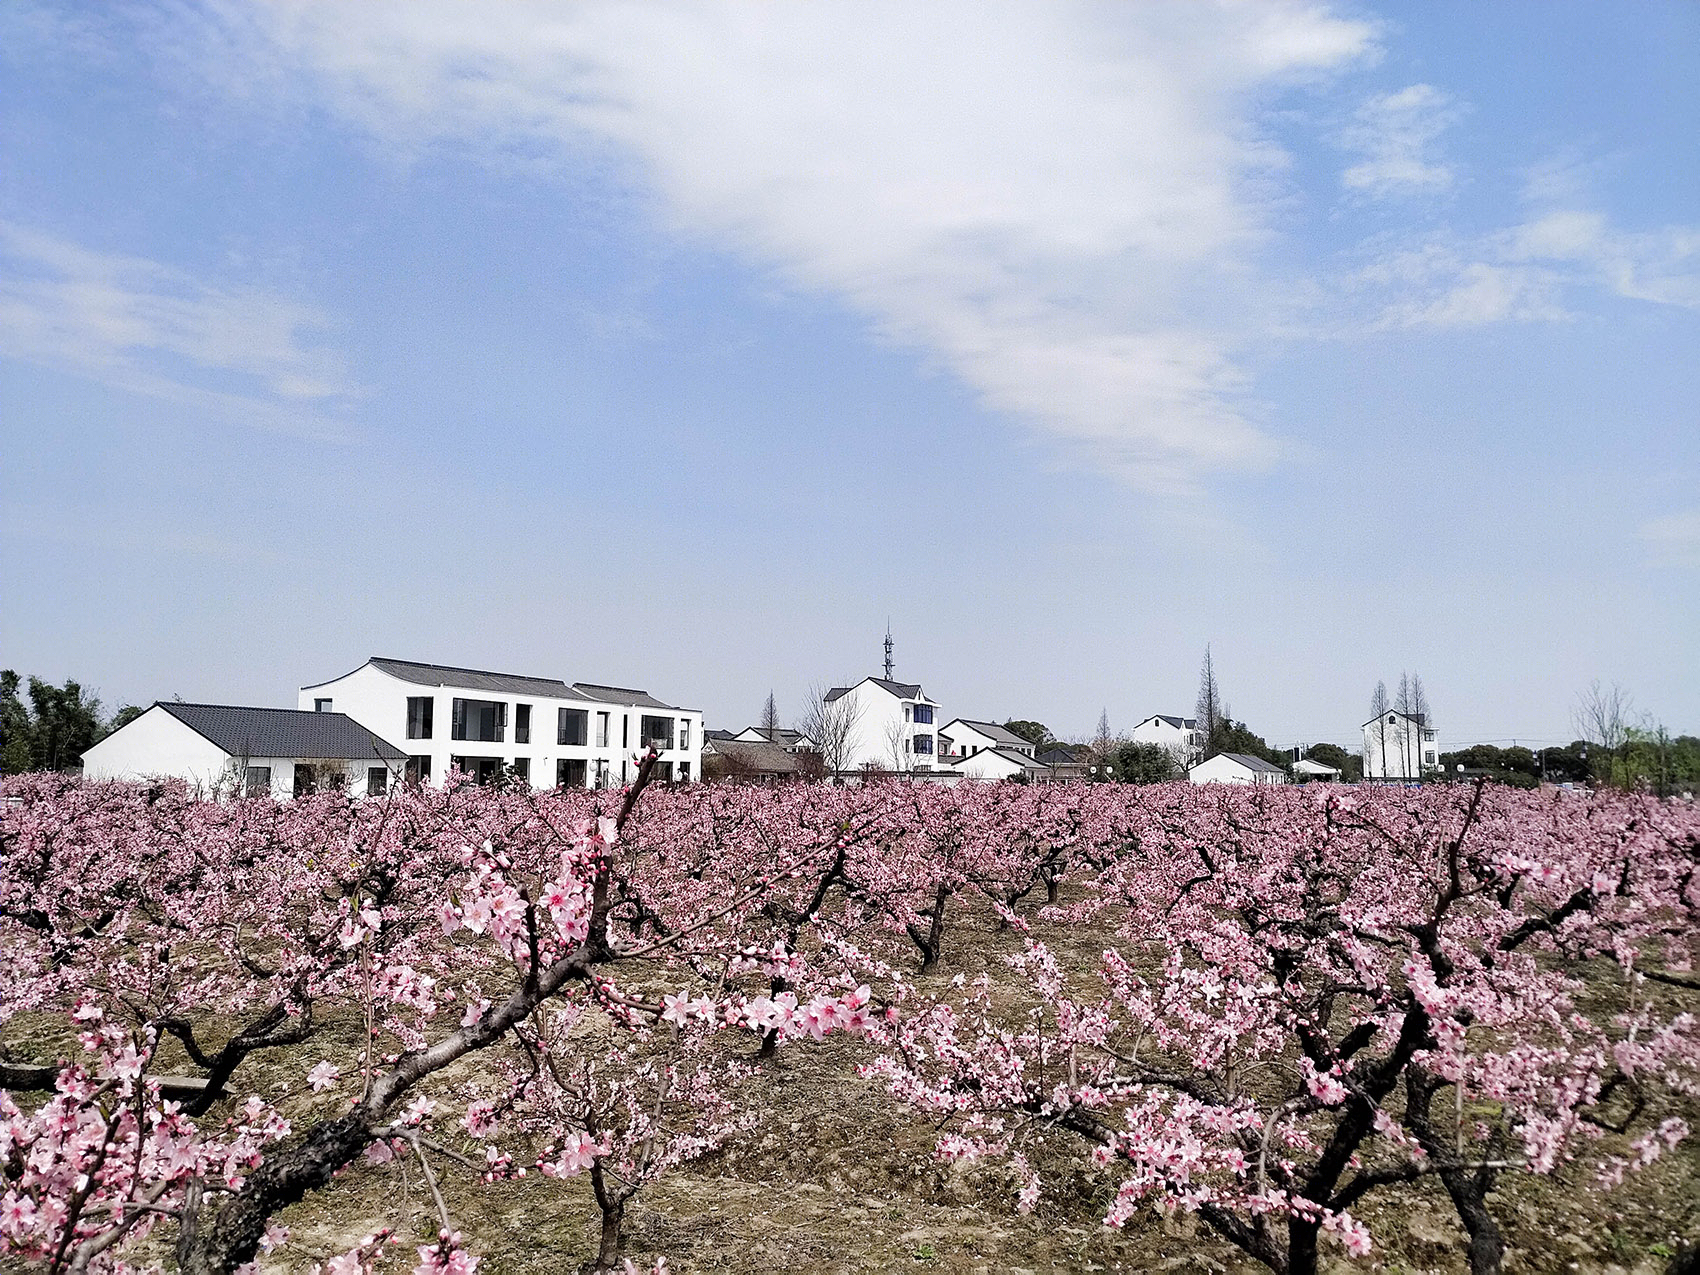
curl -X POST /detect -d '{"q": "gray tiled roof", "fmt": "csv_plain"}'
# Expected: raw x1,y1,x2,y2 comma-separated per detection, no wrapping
951,719,1029,747
1038,745,1087,764
158,703,406,762
825,677,925,702
952,746,1047,771
367,657,573,698
1214,752,1288,774
569,683,680,711
705,738,802,774
1147,715,1198,731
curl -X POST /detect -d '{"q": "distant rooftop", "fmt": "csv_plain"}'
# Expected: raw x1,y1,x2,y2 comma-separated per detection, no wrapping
309,658,691,711
824,676,926,703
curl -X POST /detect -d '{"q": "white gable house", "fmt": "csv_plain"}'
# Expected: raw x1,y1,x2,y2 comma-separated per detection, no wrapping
939,719,1035,762
948,746,1051,783
300,658,702,789
823,677,943,773
1362,710,1436,782
1130,715,1205,767
81,703,406,799
1188,752,1290,786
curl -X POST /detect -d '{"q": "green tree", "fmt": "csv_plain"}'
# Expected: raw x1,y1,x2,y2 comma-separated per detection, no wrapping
109,704,145,732
1,670,32,775
1110,741,1179,785
1302,743,1363,782
26,676,106,771
1002,720,1053,749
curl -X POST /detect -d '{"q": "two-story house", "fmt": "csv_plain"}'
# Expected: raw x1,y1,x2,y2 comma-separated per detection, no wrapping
299,657,702,788
1129,714,1206,767
822,676,944,773
938,719,1035,761
1362,709,1437,781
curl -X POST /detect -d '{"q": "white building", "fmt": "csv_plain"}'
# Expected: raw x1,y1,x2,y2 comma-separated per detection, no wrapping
822,676,944,773
1130,715,1206,767
1362,710,1436,782
947,746,1053,783
938,719,1035,761
1292,757,1344,782
1188,752,1290,786
299,658,702,789
731,726,815,752
81,702,406,799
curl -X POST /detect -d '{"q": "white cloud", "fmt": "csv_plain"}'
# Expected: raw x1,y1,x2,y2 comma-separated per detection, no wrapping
1638,510,1700,569
165,0,1375,487
0,222,357,438
1339,83,1460,200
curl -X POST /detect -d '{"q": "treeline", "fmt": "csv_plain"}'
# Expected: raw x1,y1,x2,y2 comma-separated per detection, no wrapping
1440,736,1700,795
1,671,140,775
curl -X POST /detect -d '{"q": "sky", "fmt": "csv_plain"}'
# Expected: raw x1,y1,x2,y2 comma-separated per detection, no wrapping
1,0,1696,753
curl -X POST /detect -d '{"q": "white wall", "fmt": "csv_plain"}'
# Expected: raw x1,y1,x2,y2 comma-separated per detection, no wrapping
82,707,232,792
1188,754,1287,786
1130,717,1204,768
940,720,1034,759
301,663,703,790
950,750,1033,782
836,681,943,772
1362,714,1436,781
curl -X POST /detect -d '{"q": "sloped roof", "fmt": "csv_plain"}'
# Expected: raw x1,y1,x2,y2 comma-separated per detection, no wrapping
157,703,406,762
705,728,737,741
705,738,802,774
1141,714,1198,731
736,727,811,747
1293,758,1342,775
569,683,680,711
948,719,1029,747
1359,708,1428,729
1202,752,1288,774
365,657,572,698
953,746,1048,772
824,677,926,703
1038,745,1088,765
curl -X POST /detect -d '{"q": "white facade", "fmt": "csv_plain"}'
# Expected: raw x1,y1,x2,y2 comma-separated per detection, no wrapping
939,719,1034,761
826,677,944,773
948,747,1050,783
1292,758,1344,781
81,705,398,799
1188,752,1290,786
1130,715,1205,768
1362,711,1437,782
301,658,702,789
731,727,815,752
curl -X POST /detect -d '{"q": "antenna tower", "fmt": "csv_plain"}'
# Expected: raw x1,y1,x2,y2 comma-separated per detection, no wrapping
883,624,894,681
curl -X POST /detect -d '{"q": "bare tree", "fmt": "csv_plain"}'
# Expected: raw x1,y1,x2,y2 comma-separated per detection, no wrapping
1409,673,1433,776
1393,673,1415,780
759,691,780,739
1369,681,1390,781
1573,680,1633,788
796,683,862,781
1195,646,1223,743
884,716,911,773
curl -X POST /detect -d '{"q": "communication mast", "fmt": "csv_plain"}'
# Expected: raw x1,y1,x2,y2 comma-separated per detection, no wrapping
883,624,894,681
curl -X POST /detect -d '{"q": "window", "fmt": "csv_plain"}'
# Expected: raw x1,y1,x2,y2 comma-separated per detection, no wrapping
640,715,675,751
451,699,506,743
515,704,532,745
594,759,610,788
511,757,530,784
1424,751,1436,766
903,705,911,721
678,721,690,751
406,697,434,740
655,760,674,782
557,707,588,746
244,765,272,797
293,763,316,797
596,711,610,747
406,755,431,784
677,761,690,781
450,756,503,784
914,734,933,755
367,767,389,795
913,706,933,725
314,698,333,713
557,758,587,788
622,716,630,748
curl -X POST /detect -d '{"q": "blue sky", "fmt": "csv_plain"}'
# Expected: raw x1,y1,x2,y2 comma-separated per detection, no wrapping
2,1,1696,752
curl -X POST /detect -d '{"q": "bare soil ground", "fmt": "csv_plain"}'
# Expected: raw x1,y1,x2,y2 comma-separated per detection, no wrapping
7,892,1697,1274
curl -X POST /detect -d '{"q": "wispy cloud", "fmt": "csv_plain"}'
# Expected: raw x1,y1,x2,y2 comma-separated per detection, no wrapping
158,0,1376,488
0,222,358,439
1339,83,1461,200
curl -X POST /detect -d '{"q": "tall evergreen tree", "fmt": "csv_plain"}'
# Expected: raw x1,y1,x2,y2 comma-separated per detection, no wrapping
1195,646,1223,742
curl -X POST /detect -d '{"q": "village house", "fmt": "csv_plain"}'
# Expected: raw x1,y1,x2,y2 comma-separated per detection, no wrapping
1187,752,1290,786
1362,709,1437,782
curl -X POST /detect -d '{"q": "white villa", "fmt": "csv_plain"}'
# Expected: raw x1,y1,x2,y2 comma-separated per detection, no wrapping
1362,709,1436,782
939,718,1035,761
1130,714,1206,767
947,747,1053,783
1188,752,1290,786
731,726,816,752
822,676,944,773
300,657,702,788
1292,757,1344,782
81,702,406,799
